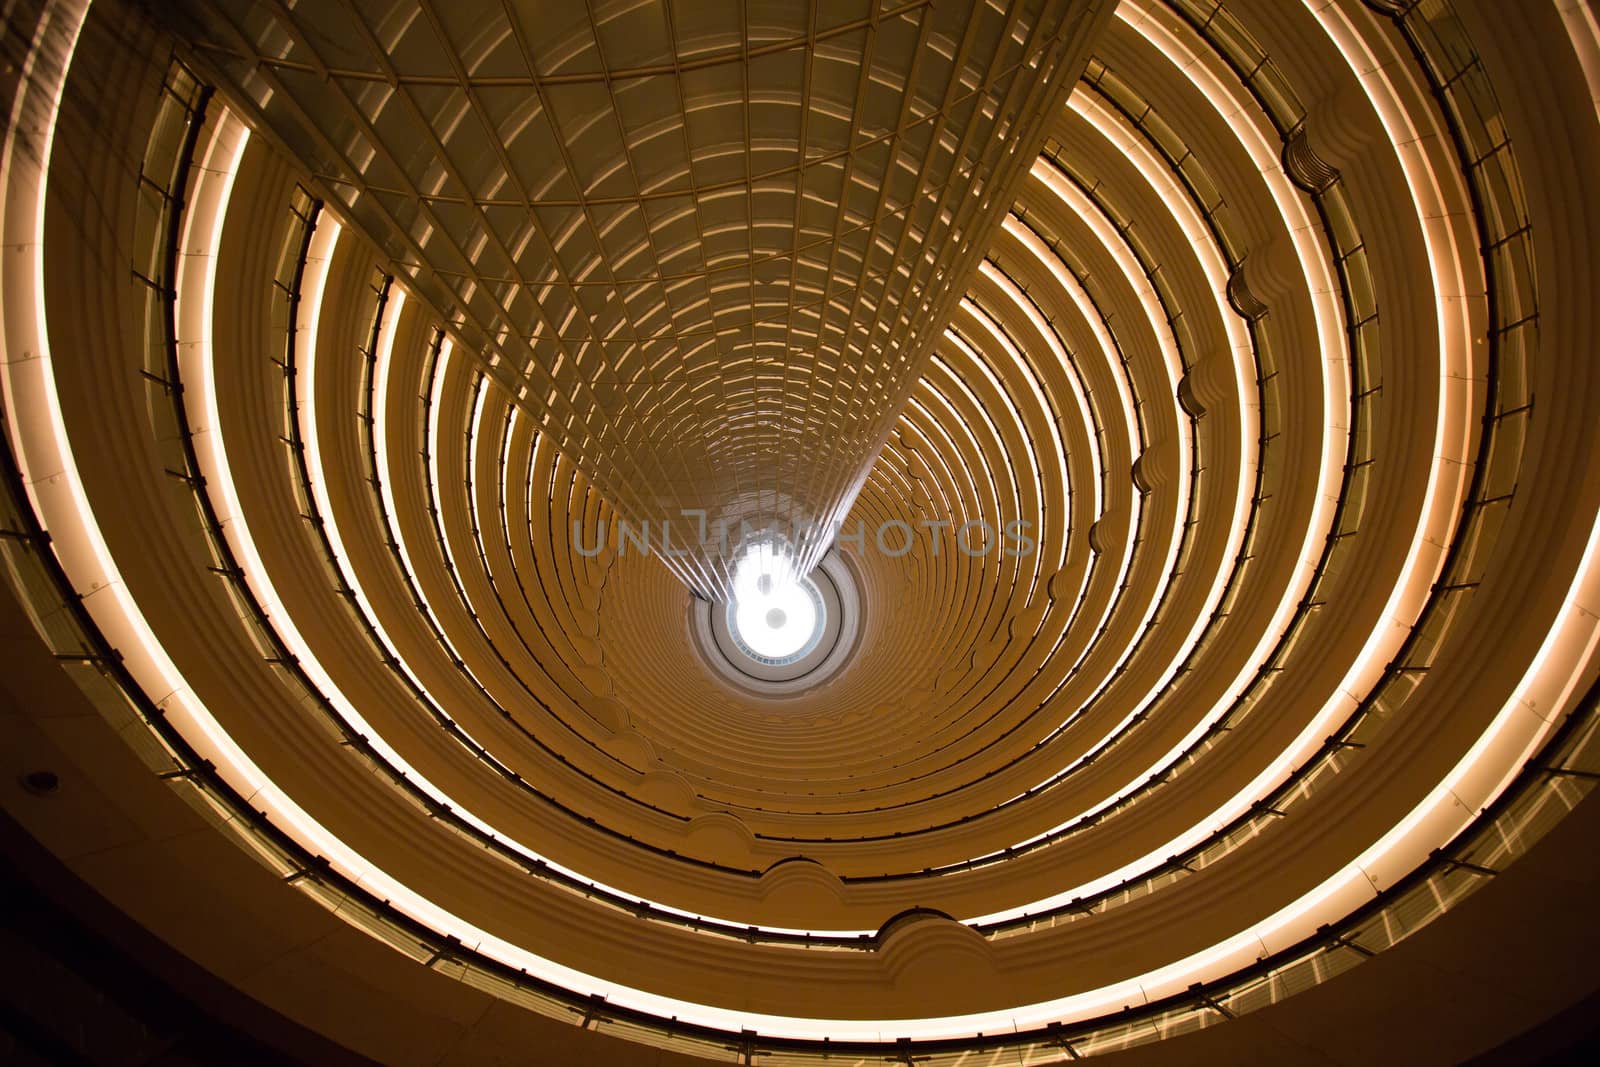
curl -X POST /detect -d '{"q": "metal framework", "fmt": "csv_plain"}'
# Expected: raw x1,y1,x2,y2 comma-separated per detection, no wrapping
167,0,1109,597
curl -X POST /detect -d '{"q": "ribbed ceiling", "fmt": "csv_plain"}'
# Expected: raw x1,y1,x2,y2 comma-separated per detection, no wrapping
165,0,1109,597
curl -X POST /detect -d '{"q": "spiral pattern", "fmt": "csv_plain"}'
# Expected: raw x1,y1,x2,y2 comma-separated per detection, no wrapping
4,0,1600,1062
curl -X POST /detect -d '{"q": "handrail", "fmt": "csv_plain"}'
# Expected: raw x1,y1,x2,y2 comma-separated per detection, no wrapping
1,1,1579,1059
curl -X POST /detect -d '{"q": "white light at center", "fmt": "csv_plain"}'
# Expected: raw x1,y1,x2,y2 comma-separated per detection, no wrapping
733,579,817,659
730,541,819,659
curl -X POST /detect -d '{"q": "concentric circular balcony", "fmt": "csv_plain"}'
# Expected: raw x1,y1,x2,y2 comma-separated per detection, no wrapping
3,0,1600,1063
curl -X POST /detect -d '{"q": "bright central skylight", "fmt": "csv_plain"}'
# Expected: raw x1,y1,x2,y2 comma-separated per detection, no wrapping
728,541,824,662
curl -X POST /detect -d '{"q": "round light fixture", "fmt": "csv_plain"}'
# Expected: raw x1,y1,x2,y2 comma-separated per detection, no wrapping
728,571,824,664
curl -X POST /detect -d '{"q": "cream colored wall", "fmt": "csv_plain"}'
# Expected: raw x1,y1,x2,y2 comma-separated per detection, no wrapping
3,0,1600,1061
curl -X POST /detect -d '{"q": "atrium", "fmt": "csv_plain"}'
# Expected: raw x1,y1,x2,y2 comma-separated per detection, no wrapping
3,0,1600,1063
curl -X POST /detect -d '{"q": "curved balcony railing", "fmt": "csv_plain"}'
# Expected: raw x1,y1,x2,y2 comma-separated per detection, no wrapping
2,0,1582,1057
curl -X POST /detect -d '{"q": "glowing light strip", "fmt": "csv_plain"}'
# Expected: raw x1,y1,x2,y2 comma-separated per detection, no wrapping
988,200,1145,692
958,291,1063,510
1277,0,1545,896
863,87,1270,855
499,403,518,548
904,374,1006,558
1014,99,1262,770
342,4,1574,1035
294,263,477,741
11,0,1596,1047
1559,0,1600,115
929,337,1029,548
165,117,857,946
460,373,501,612
1009,157,1192,729
953,268,1094,617
952,294,1058,607
963,0,1498,949
368,296,547,737
930,0,1480,914
0,0,212,745
0,28,403,1000
966,0,1437,917
937,100,1256,832
979,253,1099,522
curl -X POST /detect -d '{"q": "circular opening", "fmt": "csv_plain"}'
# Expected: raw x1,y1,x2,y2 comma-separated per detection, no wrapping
692,551,862,694
728,572,824,664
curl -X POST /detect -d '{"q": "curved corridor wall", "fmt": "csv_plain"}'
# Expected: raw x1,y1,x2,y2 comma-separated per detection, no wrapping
3,0,1600,1063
